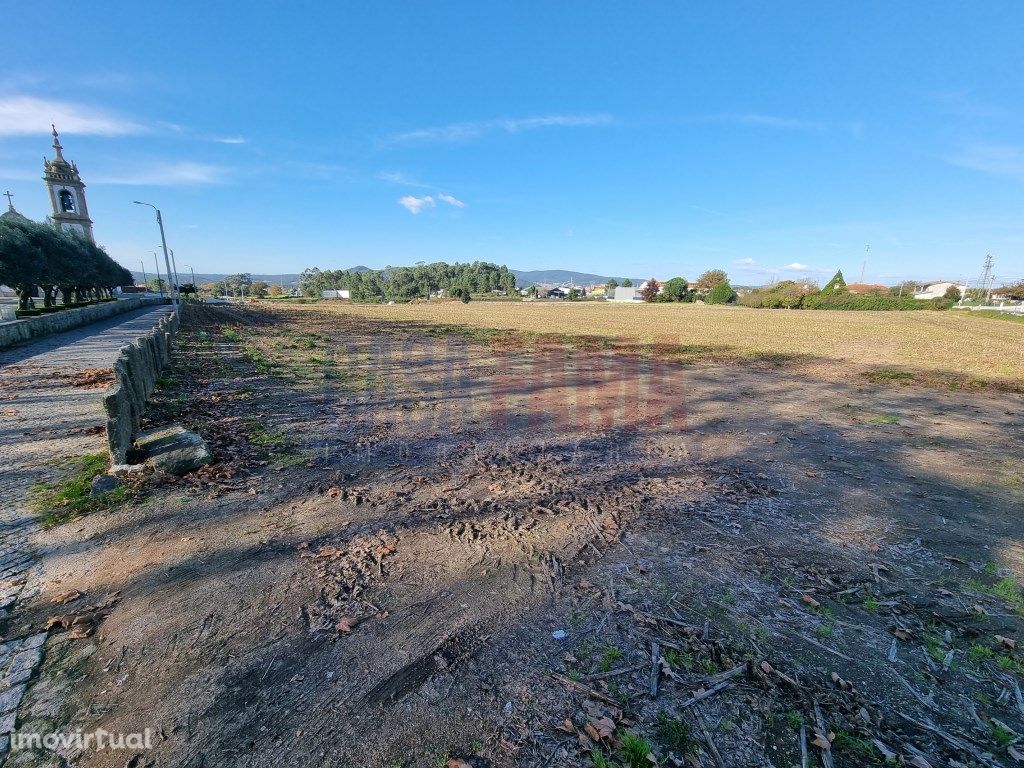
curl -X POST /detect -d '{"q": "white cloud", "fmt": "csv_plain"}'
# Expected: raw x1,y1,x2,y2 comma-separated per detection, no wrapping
437,193,465,208
386,113,613,144
948,143,1024,180
0,96,144,136
733,257,757,267
213,136,247,145
94,161,228,186
398,195,435,214
784,262,810,270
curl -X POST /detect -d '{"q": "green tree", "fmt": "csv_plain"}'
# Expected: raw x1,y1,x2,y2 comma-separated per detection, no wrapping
606,278,619,290
706,281,736,304
943,285,962,301
822,270,847,294
662,277,689,301
621,278,633,287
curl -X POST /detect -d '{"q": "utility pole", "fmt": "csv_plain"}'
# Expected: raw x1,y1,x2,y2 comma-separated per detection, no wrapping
133,201,180,314
980,253,994,303
140,259,148,289
860,245,869,283
153,252,163,298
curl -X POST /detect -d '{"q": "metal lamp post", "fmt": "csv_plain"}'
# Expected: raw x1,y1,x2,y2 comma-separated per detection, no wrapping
133,201,179,314
183,264,197,301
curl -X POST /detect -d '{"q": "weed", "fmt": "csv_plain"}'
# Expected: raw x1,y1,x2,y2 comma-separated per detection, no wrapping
597,646,623,673
246,419,288,448
662,648,694,672
968,643,994,662
589,747,614,768
869,414,900,425
990,720,1016,748
997,655,1024,675
655,712,695,756
868,369,914,385
863,597,880,612
220,325,242,342
832,730,876,757
620,731,657,768
816,623,834,639
785,711,803,731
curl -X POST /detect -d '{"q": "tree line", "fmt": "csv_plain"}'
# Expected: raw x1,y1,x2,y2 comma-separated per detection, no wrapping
299,262,517,302
0,216,133,310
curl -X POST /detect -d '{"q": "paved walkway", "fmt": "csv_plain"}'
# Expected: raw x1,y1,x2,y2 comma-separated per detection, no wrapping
0,305,172,754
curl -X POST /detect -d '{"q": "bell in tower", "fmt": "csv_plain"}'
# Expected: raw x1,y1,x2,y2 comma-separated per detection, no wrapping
42,125,95,243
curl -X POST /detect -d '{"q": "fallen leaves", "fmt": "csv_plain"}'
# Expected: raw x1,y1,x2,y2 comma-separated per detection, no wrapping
50,589,83,605
335,616,360,634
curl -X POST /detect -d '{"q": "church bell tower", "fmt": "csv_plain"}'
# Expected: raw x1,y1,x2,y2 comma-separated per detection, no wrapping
42,125,95,243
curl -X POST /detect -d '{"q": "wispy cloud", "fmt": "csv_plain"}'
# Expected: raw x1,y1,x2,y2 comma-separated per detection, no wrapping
397,192,465,214
437,193,465,208
398,195,435,214
0,96,144,136
784,262,810,270
212,136,247,145
94,161,228,186
948,143,1024,180
385,113,613,144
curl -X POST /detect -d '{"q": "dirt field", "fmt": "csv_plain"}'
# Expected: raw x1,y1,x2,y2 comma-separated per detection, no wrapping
323,300,1024,386
11,301,1024,767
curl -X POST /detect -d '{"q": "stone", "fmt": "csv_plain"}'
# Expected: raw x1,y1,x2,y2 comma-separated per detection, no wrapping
109,463,146,476
90,474,121,498
135,425,212,475
0,685,25,715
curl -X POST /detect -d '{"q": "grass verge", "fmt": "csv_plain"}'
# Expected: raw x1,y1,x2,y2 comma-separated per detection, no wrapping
30,453,125,527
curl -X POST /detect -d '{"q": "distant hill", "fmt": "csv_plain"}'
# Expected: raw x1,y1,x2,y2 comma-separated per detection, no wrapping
130,271,303,287
510,269,638,286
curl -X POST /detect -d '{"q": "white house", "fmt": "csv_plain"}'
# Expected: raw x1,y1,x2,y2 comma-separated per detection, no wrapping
610,286,643,302
914,282,968,300
321,289,351,299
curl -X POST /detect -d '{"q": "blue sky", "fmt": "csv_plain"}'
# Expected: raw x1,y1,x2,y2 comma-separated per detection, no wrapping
3,2,1023,286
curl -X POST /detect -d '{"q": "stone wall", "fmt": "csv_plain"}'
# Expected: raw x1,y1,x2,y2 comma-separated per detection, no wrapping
103,310,181,463
0,297,166,351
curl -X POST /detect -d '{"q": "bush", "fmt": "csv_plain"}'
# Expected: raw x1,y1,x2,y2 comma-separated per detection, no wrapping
802,293,951,311
706,282,736,304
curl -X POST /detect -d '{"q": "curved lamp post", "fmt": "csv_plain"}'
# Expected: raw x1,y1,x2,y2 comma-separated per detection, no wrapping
133,201,179,314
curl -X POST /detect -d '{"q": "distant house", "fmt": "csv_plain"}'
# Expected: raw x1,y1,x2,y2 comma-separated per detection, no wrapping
845,283,888,294
610,287,642,302
321,289,351,299
589,284,607,298
914,281,967,300
546,287,567,299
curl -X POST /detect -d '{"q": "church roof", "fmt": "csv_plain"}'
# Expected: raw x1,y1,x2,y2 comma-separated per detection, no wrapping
0,208,32,224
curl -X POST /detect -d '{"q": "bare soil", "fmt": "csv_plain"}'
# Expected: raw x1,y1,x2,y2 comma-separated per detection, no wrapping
11,303,1024,768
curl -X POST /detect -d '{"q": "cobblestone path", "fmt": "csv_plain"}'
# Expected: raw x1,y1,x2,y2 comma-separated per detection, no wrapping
0,305,172,755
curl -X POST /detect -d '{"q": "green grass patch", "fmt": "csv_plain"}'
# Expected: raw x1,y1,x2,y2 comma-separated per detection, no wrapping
246,419,288,448
220,325,243,342
832,730,877,758
655,712,696,756
619,731,657,768
869,414,900,425
967,310,1024,324
30,453,124,527
863,597,880,612
867,369,915,385
990,720,1016,748
597,645,623,672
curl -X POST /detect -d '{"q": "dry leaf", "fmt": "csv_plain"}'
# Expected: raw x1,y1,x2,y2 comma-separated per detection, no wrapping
802,594,821,609
51,590,83,604
996,635,1017,650
335,616,360,634
326,487,341,498
556,719,576,734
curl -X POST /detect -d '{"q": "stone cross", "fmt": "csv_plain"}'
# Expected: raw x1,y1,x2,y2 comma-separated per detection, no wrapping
3,191,12,211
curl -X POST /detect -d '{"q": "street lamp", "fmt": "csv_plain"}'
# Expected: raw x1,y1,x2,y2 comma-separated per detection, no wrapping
183,264,197,300
133,201,179,313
